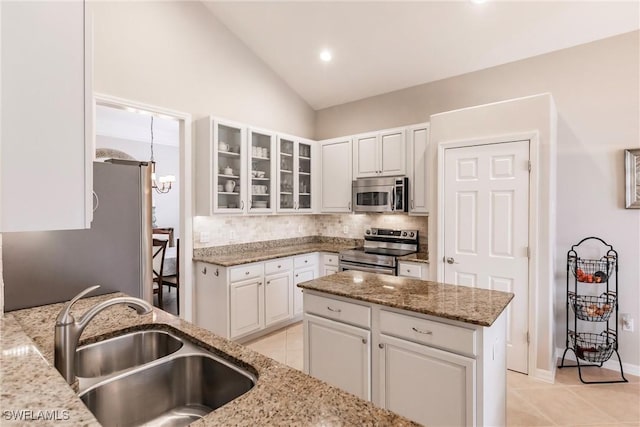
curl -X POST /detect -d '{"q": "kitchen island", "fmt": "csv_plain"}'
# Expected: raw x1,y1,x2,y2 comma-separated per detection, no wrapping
298,271,514,427
1,294,417,426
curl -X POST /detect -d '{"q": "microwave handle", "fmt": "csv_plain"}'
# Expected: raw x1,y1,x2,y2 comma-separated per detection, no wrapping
391,188,396,211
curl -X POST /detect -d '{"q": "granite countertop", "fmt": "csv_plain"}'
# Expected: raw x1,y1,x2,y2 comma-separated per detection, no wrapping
2,294,417,426
297,271,513,327
193,242,356,267
397,252,429,264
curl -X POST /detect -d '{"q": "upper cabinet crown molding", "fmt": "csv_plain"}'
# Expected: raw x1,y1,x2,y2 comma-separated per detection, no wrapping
352,127,406,179
1,0,93,231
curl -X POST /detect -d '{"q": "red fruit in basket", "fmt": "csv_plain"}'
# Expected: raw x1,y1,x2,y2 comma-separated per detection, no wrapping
576,268,585,278
586,275,593,283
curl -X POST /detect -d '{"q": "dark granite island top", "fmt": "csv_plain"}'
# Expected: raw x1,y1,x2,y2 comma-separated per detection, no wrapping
2,293,418,426
297,271,514,326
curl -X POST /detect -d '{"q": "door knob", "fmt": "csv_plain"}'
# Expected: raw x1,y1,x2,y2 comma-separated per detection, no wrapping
446,257,458,264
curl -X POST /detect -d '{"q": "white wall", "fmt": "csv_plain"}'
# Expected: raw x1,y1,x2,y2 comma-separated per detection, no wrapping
96,135,180,239
315,31,640,371
90,1,315,138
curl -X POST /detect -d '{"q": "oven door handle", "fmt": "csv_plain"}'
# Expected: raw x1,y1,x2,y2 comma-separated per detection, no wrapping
339,261,396,275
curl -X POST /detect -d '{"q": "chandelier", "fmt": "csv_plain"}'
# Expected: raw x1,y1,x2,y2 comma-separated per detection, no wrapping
149,116,175,194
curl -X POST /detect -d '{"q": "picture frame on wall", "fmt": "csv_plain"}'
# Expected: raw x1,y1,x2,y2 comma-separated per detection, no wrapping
625,148,640,209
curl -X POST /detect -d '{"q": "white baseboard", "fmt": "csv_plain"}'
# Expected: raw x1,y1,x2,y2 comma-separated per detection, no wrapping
532,367,556,383
555,347,640,377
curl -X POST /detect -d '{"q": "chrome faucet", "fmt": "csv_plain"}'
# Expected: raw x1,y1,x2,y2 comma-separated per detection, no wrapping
54,285,153,384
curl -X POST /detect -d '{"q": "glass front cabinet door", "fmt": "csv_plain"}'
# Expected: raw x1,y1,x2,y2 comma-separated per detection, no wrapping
277,136,313,213
213,119,246,213
248,128,276,213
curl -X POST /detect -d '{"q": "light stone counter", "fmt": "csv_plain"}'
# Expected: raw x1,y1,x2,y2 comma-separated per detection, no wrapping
193,236,359,267
2,294,418,426
297,271,513,326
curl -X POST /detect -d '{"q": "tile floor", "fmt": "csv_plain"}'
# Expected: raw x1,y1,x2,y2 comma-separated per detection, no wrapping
246,322,640,427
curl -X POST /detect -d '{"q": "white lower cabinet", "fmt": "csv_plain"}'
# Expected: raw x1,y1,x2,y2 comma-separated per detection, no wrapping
305,313,371,400
378,334,475,427
397,261,430,280
230,277,264,338
265,272,293,327
294,268,315,315
303,290,507,426
322,253,340,276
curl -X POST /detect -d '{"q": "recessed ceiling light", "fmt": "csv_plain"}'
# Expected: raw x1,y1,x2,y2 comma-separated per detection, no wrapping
320,49,332,62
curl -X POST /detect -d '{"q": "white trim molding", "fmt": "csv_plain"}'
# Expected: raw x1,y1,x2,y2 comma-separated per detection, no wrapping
429,93,558,382
94,93,194,322
556,347,640,377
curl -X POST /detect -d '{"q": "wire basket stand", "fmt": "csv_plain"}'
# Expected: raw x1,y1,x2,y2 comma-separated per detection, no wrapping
558,237,627,384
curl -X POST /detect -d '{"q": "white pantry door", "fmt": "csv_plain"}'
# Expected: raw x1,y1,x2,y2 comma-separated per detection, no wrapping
443,140,530,374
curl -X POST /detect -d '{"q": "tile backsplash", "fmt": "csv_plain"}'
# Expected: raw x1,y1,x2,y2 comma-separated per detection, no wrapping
193,214,428,249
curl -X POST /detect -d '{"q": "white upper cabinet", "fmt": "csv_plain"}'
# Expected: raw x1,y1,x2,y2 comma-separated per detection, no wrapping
196,117,248,215
1,0,93,231
277,135,314,213
320,137,352,213
248,128,276,213
407,123,430,215
353,128,406,179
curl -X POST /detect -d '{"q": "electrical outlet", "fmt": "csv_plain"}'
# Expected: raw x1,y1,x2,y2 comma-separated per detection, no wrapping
199,231,210,243
343,225,349,234
622,314,634,332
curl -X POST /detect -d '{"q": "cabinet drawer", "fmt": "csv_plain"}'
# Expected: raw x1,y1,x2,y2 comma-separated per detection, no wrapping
380,310,476,356
305,293,370,329
230,263,264,282
398,262,421,278
265,258,293,275
294,253,317,269
323,253,339,266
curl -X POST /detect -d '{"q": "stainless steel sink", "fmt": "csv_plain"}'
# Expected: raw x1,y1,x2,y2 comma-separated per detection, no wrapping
76,330,183,378
77,329,257,427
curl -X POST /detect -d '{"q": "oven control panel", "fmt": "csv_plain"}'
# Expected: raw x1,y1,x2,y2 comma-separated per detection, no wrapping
365,228,418,240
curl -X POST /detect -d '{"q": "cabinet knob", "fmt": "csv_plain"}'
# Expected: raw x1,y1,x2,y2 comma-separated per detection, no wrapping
245,271,250,275
378,343,384,349
267,281,271,285
277,265,281,268
362,338,367,344
304,260,308,263
295,274,299,278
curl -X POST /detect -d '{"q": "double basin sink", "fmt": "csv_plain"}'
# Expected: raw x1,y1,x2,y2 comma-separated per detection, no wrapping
76,329,256,427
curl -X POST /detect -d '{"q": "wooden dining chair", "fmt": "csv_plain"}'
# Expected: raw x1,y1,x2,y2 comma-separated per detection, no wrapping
162,238,180,315
152,238,168,310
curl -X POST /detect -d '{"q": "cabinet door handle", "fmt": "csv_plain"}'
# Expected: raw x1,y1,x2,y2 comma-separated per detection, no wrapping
411,200,414,209
241,200,245,210
378,343,384,349
412,327,433,335
362,338,367,344
245,271,250,275
348,201,352,210
327,306,341,313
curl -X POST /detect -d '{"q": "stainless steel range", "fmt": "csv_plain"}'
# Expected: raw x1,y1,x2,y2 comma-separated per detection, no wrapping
339,228,419,275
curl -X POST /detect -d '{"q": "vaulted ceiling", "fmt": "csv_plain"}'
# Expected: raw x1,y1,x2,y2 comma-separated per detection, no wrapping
203,1,639,110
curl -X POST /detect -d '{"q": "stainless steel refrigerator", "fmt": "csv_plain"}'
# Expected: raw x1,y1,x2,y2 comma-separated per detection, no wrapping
3,160,153,311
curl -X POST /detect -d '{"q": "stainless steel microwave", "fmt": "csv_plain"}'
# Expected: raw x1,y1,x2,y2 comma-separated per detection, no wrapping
352,177,409,213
